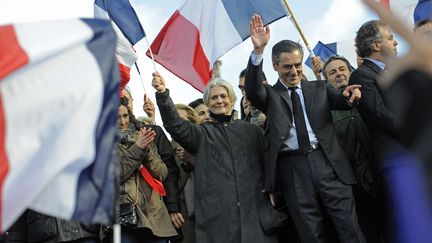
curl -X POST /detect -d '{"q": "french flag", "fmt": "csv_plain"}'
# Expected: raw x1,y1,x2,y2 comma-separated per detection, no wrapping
0,19,119,231
94,0,142,94
148,0,286,92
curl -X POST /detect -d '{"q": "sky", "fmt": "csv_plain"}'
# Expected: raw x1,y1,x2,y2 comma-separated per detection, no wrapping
0,0,412,124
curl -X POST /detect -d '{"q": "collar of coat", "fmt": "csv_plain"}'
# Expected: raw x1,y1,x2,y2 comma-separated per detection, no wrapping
209,111,235,124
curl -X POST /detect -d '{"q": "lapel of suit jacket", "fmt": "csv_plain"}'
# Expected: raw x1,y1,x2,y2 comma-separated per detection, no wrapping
273,80,293,123
300,80,315,119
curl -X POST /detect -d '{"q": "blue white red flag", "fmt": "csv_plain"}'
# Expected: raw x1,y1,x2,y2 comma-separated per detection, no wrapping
0,19,119,231
94,0,145,45
148,0,286,92
305,40,357,70
94,0,140,94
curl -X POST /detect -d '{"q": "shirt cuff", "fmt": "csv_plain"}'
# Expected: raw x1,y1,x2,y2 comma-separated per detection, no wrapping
250,52,263,66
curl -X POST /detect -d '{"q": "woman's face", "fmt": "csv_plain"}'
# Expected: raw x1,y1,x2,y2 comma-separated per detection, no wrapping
194,104,209,122
118,105,129,131
208,85,232,115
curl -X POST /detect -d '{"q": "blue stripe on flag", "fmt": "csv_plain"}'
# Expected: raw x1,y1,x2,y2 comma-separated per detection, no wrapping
95,0,145,45
414,0,432,24
221,0,286,40
72,19,119,224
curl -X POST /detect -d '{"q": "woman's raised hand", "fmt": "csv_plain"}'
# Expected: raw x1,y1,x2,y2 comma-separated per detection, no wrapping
152,71,166,93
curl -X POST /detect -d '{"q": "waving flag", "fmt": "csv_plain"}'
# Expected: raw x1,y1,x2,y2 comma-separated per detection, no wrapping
305,40,357,70
94,0,145,45
0,19,119,231
94,0,141,94
148,0,286,92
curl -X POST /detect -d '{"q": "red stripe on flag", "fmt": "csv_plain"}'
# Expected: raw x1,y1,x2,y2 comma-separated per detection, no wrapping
147,11,211,92
118,63,131,96
0,95,10,230
380,0,390,8
0,25,29,80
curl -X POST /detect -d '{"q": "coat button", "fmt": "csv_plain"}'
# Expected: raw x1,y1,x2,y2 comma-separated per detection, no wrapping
237,201,240,206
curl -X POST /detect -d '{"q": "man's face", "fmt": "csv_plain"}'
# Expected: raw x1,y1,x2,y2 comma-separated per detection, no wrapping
273,50,303,87
377,25,398,59
324,59,351,90
415,22,432,39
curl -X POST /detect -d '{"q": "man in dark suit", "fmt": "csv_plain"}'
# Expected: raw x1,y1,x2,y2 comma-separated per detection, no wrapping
349,20,399,166
348,20,400,243
245,15,365,243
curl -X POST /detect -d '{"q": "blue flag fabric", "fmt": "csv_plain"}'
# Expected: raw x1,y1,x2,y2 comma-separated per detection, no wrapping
95,0,145,45
305,41,337,70
305,41,356,71
414,0,432,24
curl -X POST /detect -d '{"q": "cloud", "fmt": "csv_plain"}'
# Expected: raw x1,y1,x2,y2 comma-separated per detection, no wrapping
306,0,374,44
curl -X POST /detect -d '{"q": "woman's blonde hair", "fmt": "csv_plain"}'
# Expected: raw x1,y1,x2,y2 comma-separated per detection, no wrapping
175,104,201,124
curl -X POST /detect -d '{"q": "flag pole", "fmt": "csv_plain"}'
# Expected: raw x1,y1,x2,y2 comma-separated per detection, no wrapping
145,36,157,72
281,0,315,57
113,224,121,243
134,62,147,94
281,0,324,79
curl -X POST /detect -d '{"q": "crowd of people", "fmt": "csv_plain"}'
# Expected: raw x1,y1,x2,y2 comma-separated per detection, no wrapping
2,9,432,243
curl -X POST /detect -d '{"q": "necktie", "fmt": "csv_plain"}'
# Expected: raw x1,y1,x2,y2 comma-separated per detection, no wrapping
289,87,310,154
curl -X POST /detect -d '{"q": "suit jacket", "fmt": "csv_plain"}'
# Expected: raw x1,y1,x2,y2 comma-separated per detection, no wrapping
349,59,400,172
245,59,356,193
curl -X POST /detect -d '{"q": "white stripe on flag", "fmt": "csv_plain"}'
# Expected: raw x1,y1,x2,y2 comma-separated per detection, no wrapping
14,20,94,63
94,3,137,68
180,0,242,68
1,23,104,228
389,0,418,26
